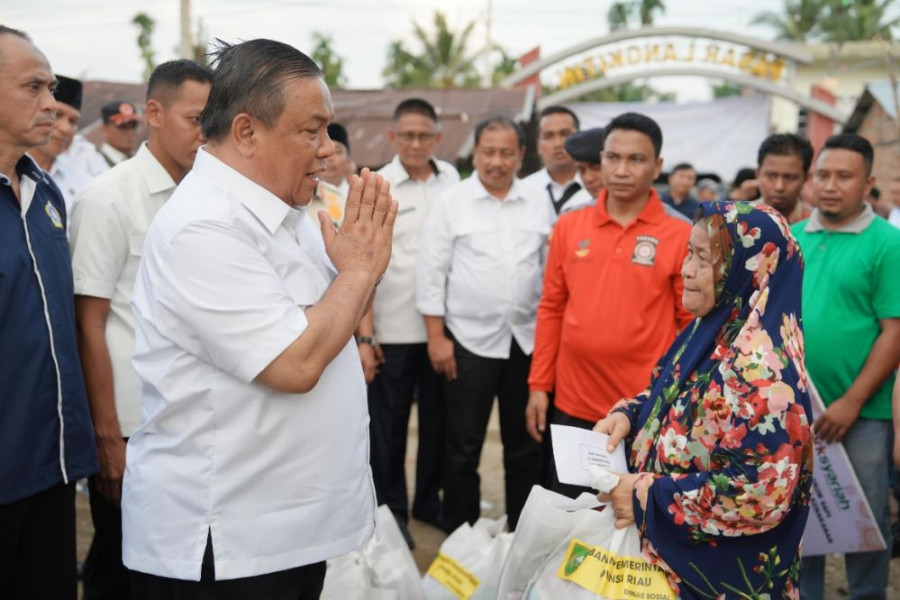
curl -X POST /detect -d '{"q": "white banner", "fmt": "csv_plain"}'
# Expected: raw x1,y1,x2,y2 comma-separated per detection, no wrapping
569,95,770,184
801,378,886,556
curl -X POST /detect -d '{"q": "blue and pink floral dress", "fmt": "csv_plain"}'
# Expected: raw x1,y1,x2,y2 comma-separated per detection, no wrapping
612,201,814,599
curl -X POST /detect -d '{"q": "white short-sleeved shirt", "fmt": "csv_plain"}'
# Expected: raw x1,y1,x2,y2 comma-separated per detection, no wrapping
416,175,553,358
122,147,375,581
375,155,460,344
523,168,593,218
69,143,175,436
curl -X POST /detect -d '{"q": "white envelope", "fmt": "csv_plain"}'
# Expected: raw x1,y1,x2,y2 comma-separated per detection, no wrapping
550,424,629,488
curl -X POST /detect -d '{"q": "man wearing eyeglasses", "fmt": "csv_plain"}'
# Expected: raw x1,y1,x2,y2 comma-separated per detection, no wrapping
99,101,140,167
359,98,459,546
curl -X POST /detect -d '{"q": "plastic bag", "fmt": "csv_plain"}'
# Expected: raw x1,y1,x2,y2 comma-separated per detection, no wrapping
498,480,675,600
496,486,602,599
321,505,425,600
422,515,512,599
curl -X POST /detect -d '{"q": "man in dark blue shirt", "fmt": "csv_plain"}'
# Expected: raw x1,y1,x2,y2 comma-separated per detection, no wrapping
660,162,699,221
0,25,98,599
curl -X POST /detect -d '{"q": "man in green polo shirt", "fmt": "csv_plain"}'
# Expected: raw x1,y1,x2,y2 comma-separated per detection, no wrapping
793,133,900,600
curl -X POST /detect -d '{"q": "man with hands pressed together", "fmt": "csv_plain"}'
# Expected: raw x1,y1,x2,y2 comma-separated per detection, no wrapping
122,39,396,599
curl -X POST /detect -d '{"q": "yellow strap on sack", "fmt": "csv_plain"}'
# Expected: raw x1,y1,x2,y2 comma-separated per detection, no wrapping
556,538,676,600
427,552,480,600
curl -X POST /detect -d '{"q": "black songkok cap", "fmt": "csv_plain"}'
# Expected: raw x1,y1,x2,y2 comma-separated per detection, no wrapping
564,127,605,165
54,75,83,111
327,122,349,153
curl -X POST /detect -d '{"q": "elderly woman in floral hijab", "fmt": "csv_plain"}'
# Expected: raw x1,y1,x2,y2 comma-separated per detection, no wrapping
595,201,814,599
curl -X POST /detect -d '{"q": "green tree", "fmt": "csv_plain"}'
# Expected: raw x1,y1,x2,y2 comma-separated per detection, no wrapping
132,12,156,81
382,11,482,88
820,0,899,42
752,0,899,42
710,81,743,98
311,32,347,88
491,48,519,86
607,0,666,31
751,0,824,41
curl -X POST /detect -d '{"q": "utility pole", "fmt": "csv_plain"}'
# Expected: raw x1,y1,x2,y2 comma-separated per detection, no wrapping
483,0,493,87
180,0,192,59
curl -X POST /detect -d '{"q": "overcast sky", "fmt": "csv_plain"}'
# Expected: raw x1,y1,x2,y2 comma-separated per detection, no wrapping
0,0,861,101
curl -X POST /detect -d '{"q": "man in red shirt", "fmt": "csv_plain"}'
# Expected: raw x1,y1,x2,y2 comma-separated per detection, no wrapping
526,112,693,496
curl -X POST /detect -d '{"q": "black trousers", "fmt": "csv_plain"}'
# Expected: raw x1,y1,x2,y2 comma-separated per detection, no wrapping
548,409,599,499
443,336,541,532
84,465,132,600
0,482,77,600
368,342,444,524
131,535,325,600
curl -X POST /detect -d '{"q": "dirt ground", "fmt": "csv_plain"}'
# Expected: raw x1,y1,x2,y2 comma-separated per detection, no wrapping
76,404,900,598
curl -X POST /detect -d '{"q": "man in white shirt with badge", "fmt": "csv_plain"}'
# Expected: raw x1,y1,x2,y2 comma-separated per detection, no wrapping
121,39,395,598
523,105,592,218
361,98,459,546
418,115,551,532
70,59,213,600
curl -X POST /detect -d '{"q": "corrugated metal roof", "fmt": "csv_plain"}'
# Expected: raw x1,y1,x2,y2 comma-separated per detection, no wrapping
329,88,530,168
79,83,530,169
843,80,900,132
866,80,900,121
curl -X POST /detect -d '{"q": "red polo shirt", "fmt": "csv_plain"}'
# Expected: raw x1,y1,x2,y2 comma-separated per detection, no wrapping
528,189,693,422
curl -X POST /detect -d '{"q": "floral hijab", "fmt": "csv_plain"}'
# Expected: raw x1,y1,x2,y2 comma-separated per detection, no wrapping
616,201,814,599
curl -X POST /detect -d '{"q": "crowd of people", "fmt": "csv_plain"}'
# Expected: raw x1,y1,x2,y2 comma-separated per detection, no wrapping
2,23,900,600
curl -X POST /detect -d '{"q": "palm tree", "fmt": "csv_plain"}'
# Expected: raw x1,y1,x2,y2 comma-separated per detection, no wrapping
637,0,666,25
491,48,519,86
607,0,666,31
382,11,482,88
311,32,347,88
751,0,824,41
753,0,899,42
608,2,632,32
132,12,156,81
820,0,899,42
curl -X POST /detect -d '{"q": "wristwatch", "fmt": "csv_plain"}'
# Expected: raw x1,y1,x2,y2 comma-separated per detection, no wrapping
356,335,376,346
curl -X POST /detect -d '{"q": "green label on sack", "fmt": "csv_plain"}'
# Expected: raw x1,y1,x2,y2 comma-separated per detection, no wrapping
427,552,480,600
556,538,676,599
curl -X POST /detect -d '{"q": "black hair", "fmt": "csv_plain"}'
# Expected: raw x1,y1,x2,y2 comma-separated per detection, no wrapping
474,115,526,149
869,186,881,200
822,133,874,176
732,167,757,188
757,133,813,173
393,98,438,123
0,25,29,41
201,39,322,142
604,112,663,158
670,163,694,174
0,25,31,65
539,105,580,131
147,59,213,104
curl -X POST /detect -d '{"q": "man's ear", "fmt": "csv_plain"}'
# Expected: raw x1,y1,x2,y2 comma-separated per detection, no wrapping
145,99,163,129
654,157,664,180
231,113,257,157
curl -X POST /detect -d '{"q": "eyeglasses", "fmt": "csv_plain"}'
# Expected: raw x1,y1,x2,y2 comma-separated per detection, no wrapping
112,121,139,130
395,131,437,143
